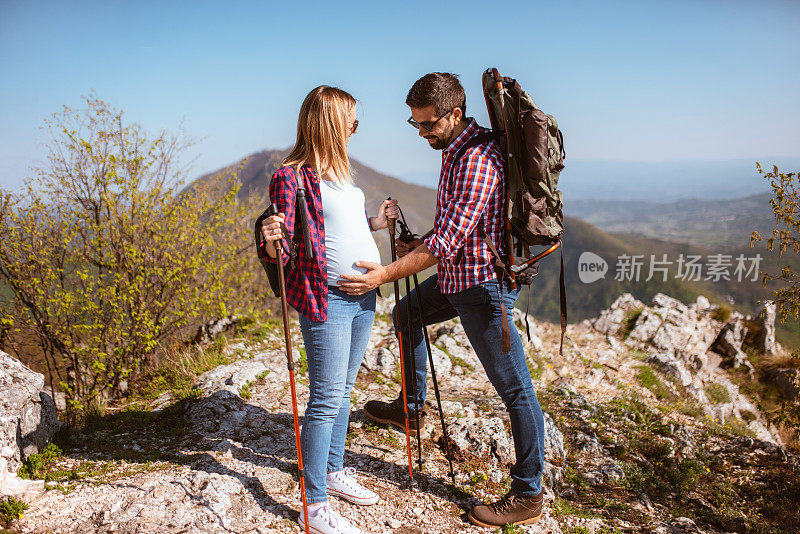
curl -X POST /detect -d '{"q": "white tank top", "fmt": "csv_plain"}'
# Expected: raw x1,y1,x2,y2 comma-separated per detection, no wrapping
319,178,381,285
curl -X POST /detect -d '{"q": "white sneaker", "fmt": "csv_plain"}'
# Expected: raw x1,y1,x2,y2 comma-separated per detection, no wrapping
326,467,380,506
298,503,364,534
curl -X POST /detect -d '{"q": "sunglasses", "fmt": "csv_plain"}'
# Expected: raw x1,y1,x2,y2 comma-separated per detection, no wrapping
349,120,359,134
407,109,453,132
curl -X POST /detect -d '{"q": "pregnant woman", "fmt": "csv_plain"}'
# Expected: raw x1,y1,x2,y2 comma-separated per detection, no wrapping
260,85,397,534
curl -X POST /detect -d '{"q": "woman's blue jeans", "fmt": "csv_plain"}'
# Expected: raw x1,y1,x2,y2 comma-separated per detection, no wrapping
298,286,376,503
393,275,545,496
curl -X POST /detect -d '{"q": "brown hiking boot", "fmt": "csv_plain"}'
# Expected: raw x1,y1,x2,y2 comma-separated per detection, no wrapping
363,397,426,436
467,489,543,528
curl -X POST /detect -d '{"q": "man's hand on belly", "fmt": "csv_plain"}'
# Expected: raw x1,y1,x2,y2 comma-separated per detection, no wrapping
338,243,438,295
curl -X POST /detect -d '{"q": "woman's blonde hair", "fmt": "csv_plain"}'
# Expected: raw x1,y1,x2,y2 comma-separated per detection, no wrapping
283,85,356,183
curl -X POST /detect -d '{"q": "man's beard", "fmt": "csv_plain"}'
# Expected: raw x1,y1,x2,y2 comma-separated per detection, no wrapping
425,132,450,150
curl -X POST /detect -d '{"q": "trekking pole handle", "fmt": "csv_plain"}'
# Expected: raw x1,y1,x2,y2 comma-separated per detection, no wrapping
386,197,396,235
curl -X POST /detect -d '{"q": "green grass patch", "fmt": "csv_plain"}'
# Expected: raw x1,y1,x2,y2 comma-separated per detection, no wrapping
527,352,546,380
704,416,757,439
469,472,488,485
551,497,592,518
297,347,308,376
634,365,676,400
239,370,270,400
620,308,644,339
450,353,475,373
711,304,732,323
18,442,62,480
125,339,236,408
704,382,732,404
0,497,28,528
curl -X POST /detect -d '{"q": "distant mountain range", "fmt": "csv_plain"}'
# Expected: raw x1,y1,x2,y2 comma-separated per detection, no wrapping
402,158,800,203
565,193,775,249
198,150,799,347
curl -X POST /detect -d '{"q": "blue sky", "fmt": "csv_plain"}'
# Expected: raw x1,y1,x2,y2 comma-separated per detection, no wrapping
1,0,798,192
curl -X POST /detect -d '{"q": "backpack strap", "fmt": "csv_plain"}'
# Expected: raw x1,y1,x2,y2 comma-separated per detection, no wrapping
481,227,512,354
447,131,499,178
448,130,501,266
559,242,567,356
293,166,315,259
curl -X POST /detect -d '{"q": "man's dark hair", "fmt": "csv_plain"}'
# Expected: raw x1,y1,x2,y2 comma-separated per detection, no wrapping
406,72,467,116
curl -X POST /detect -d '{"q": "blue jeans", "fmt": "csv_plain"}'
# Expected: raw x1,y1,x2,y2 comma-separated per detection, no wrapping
393,274,545,495
299,286,376,503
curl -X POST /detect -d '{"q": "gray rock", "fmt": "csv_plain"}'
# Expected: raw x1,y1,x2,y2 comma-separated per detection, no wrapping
0,457,45,500
628,309,664,344
754,301,777,355
543,412,565,460
684,352,708,372
651,293,689,315
0,351,61,474
435,334,480,372
448,415,513,466
429,344,452,375
711,319,754,374
542,461,563,488
194,315,240,344
647,353,693,387
598,460,625,482
573,431,601,454
226,361,268,389
185,389,247,435
361,345,397,377
196,360,267,395
590,293,645,335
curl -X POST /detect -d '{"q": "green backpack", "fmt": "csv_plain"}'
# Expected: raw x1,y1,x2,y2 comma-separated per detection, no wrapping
480,68,567,354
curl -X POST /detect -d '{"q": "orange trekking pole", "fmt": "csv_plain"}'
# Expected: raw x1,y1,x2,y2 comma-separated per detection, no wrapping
387,199,414,481
268,206,310,534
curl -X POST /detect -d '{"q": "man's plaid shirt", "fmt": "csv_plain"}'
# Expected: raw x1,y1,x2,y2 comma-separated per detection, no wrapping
424,119,506,294
263,165,330,321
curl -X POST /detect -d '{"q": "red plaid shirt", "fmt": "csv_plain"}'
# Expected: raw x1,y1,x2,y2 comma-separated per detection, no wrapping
264,165,329,321
424,119,506,294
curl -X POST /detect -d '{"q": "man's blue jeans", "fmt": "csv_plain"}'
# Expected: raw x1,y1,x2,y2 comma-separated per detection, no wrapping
393,274,545,496
299,287,376,503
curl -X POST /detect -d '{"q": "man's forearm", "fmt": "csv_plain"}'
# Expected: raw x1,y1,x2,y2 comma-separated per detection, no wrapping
384,243,438,283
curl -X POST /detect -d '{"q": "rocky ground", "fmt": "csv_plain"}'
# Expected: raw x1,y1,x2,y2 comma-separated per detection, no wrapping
2,292,799,533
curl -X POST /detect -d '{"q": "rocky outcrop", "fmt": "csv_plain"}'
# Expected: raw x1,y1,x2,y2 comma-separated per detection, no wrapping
1,351,60,499
754,301,777,355
589,294,784,445
0,352,60,473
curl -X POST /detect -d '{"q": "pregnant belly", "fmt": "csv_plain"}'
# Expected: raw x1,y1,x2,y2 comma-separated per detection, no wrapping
327,241,381,280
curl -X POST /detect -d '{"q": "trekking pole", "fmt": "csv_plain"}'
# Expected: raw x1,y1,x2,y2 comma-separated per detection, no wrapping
386,199,414,481
402,271,424,471
394,210,458,486
409,272,456,486
268,208,310,534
